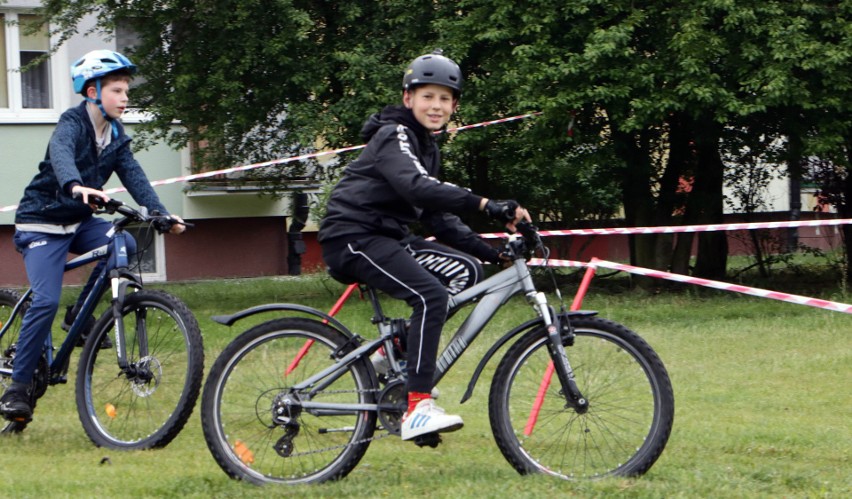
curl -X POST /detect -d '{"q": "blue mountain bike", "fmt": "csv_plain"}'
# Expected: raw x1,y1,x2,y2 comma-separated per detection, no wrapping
0,199,203,449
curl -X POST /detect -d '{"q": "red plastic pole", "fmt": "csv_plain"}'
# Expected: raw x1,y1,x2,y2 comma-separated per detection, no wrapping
285,283,358,376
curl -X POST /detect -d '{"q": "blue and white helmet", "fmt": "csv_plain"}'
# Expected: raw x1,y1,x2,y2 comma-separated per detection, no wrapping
71,50,137,94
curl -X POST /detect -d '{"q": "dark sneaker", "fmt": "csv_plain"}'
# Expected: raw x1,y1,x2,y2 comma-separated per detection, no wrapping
0,383,33,422
80,332,113,350
63,305,111,349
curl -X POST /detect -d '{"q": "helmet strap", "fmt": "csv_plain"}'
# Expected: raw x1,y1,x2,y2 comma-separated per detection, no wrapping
83,79,118,138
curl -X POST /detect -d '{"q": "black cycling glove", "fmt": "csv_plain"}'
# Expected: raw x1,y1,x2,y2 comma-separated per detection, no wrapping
484,199,520,223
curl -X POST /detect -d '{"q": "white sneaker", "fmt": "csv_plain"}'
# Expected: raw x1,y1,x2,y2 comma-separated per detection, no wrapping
400,398,463,441
370,349,440,398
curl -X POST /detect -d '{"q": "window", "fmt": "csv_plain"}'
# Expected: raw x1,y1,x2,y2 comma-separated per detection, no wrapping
114,18,148,119
0,11,63,120
18,14,51,109
0,14,8,108
126,226,167,282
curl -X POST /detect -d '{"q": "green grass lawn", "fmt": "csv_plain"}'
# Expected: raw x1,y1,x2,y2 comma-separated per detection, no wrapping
1,274,849,498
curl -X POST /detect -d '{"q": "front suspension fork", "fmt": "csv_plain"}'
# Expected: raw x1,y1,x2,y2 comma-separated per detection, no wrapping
110,272,144,371
530,292,588,413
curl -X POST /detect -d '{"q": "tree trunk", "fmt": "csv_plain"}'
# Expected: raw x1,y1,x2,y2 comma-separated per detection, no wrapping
690,117,728,279
612,127,658,288
785,124,804,252
665,112,698,275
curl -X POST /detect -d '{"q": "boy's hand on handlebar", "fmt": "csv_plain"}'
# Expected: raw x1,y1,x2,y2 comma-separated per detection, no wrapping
506,205,531,232
168,215,187,235
71,185,110,211
482,198,531,233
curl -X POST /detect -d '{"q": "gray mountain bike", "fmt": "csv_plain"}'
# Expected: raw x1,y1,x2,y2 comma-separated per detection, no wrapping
200,222,674,485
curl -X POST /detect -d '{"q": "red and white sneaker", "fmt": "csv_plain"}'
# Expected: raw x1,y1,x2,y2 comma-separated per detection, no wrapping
370,348,440,398
400,398,463,441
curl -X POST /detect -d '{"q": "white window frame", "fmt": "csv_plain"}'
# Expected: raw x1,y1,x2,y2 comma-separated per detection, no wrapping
0,9,70,123
125,225,168,283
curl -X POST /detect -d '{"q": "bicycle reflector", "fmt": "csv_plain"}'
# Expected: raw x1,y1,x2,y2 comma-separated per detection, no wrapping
234,439,255,465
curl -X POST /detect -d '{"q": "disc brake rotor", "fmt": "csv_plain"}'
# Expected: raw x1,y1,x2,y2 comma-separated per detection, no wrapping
130,356,161,397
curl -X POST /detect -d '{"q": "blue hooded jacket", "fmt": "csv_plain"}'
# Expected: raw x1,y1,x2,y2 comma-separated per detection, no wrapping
15,102,167,225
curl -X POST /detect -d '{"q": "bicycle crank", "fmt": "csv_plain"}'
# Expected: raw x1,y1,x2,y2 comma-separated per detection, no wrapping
376,379,406,435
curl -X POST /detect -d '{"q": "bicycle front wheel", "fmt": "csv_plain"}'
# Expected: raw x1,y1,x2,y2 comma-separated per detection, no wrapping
76,289,204,449
490,316,674,479
201,318,377,485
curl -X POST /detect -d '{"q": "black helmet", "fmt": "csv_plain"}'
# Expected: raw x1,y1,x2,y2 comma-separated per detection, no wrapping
403,49,462,97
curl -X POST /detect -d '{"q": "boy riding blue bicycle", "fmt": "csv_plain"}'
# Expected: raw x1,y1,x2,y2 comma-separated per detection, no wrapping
1,50,185,424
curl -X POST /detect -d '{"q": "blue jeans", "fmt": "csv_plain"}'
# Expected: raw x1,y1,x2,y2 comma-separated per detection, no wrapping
11,216,136,384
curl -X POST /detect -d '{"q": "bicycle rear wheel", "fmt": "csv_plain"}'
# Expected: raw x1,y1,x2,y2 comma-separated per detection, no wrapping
201,318,377,485
489,316,674,479
76,289,203,449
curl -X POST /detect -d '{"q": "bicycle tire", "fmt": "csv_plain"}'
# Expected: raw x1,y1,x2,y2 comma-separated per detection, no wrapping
76,289,203,449
489,316,674,479
0,289,32,434
201,318,377,485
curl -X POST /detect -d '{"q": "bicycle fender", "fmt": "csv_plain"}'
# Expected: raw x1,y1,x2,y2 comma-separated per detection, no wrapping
115,269,143,288
459,310,598,404
211,303,355,339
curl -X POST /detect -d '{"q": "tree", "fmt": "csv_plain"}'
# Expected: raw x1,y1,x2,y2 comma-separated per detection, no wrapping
38,0,852,283
39,0,443,172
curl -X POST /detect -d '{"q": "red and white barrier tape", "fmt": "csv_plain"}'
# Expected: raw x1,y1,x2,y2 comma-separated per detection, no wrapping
531,257,852,314
480,218,852,239
0,112,540,213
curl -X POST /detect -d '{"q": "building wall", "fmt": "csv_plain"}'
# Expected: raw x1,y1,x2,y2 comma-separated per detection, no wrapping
0,217,321,287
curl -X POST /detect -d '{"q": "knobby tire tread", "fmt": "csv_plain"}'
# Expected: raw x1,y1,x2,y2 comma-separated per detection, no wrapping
200,317,377,485
489,316,674,479
76,289,203,449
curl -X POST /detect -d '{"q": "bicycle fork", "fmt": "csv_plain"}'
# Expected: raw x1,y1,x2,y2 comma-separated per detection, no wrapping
109,271,146,371
528,292,588,414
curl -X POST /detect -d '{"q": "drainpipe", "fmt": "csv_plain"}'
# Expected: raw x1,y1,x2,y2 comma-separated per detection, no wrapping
287,192,310,275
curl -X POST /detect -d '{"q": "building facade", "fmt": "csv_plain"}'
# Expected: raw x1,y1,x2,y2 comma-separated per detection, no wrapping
0,3,323,287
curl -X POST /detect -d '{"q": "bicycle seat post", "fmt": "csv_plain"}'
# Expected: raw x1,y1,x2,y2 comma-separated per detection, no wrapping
364,286,388,327
363,286,410,374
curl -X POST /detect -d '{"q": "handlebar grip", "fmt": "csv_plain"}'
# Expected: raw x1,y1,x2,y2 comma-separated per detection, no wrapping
91,197,125,214
151,217,193,234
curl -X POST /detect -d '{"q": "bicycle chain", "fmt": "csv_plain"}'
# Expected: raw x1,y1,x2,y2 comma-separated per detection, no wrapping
278,386,398,458
284,430,393,458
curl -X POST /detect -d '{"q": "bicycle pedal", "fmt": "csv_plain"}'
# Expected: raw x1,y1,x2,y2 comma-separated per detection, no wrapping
413,432,442,448
3,413,32,424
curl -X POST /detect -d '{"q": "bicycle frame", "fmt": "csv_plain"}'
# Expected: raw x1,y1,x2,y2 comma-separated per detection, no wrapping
0,228,142,385
281,233,589,415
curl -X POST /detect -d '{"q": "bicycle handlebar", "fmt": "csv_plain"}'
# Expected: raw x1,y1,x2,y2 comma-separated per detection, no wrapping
501,221,544,261
91,198,192,234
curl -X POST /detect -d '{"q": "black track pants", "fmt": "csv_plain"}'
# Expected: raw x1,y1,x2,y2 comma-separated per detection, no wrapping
322,235,484,393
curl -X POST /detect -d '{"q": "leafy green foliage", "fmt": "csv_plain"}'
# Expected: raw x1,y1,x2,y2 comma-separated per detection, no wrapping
35,0,852,277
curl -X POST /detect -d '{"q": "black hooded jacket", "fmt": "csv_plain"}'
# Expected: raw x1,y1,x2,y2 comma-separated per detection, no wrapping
318,105,499,263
